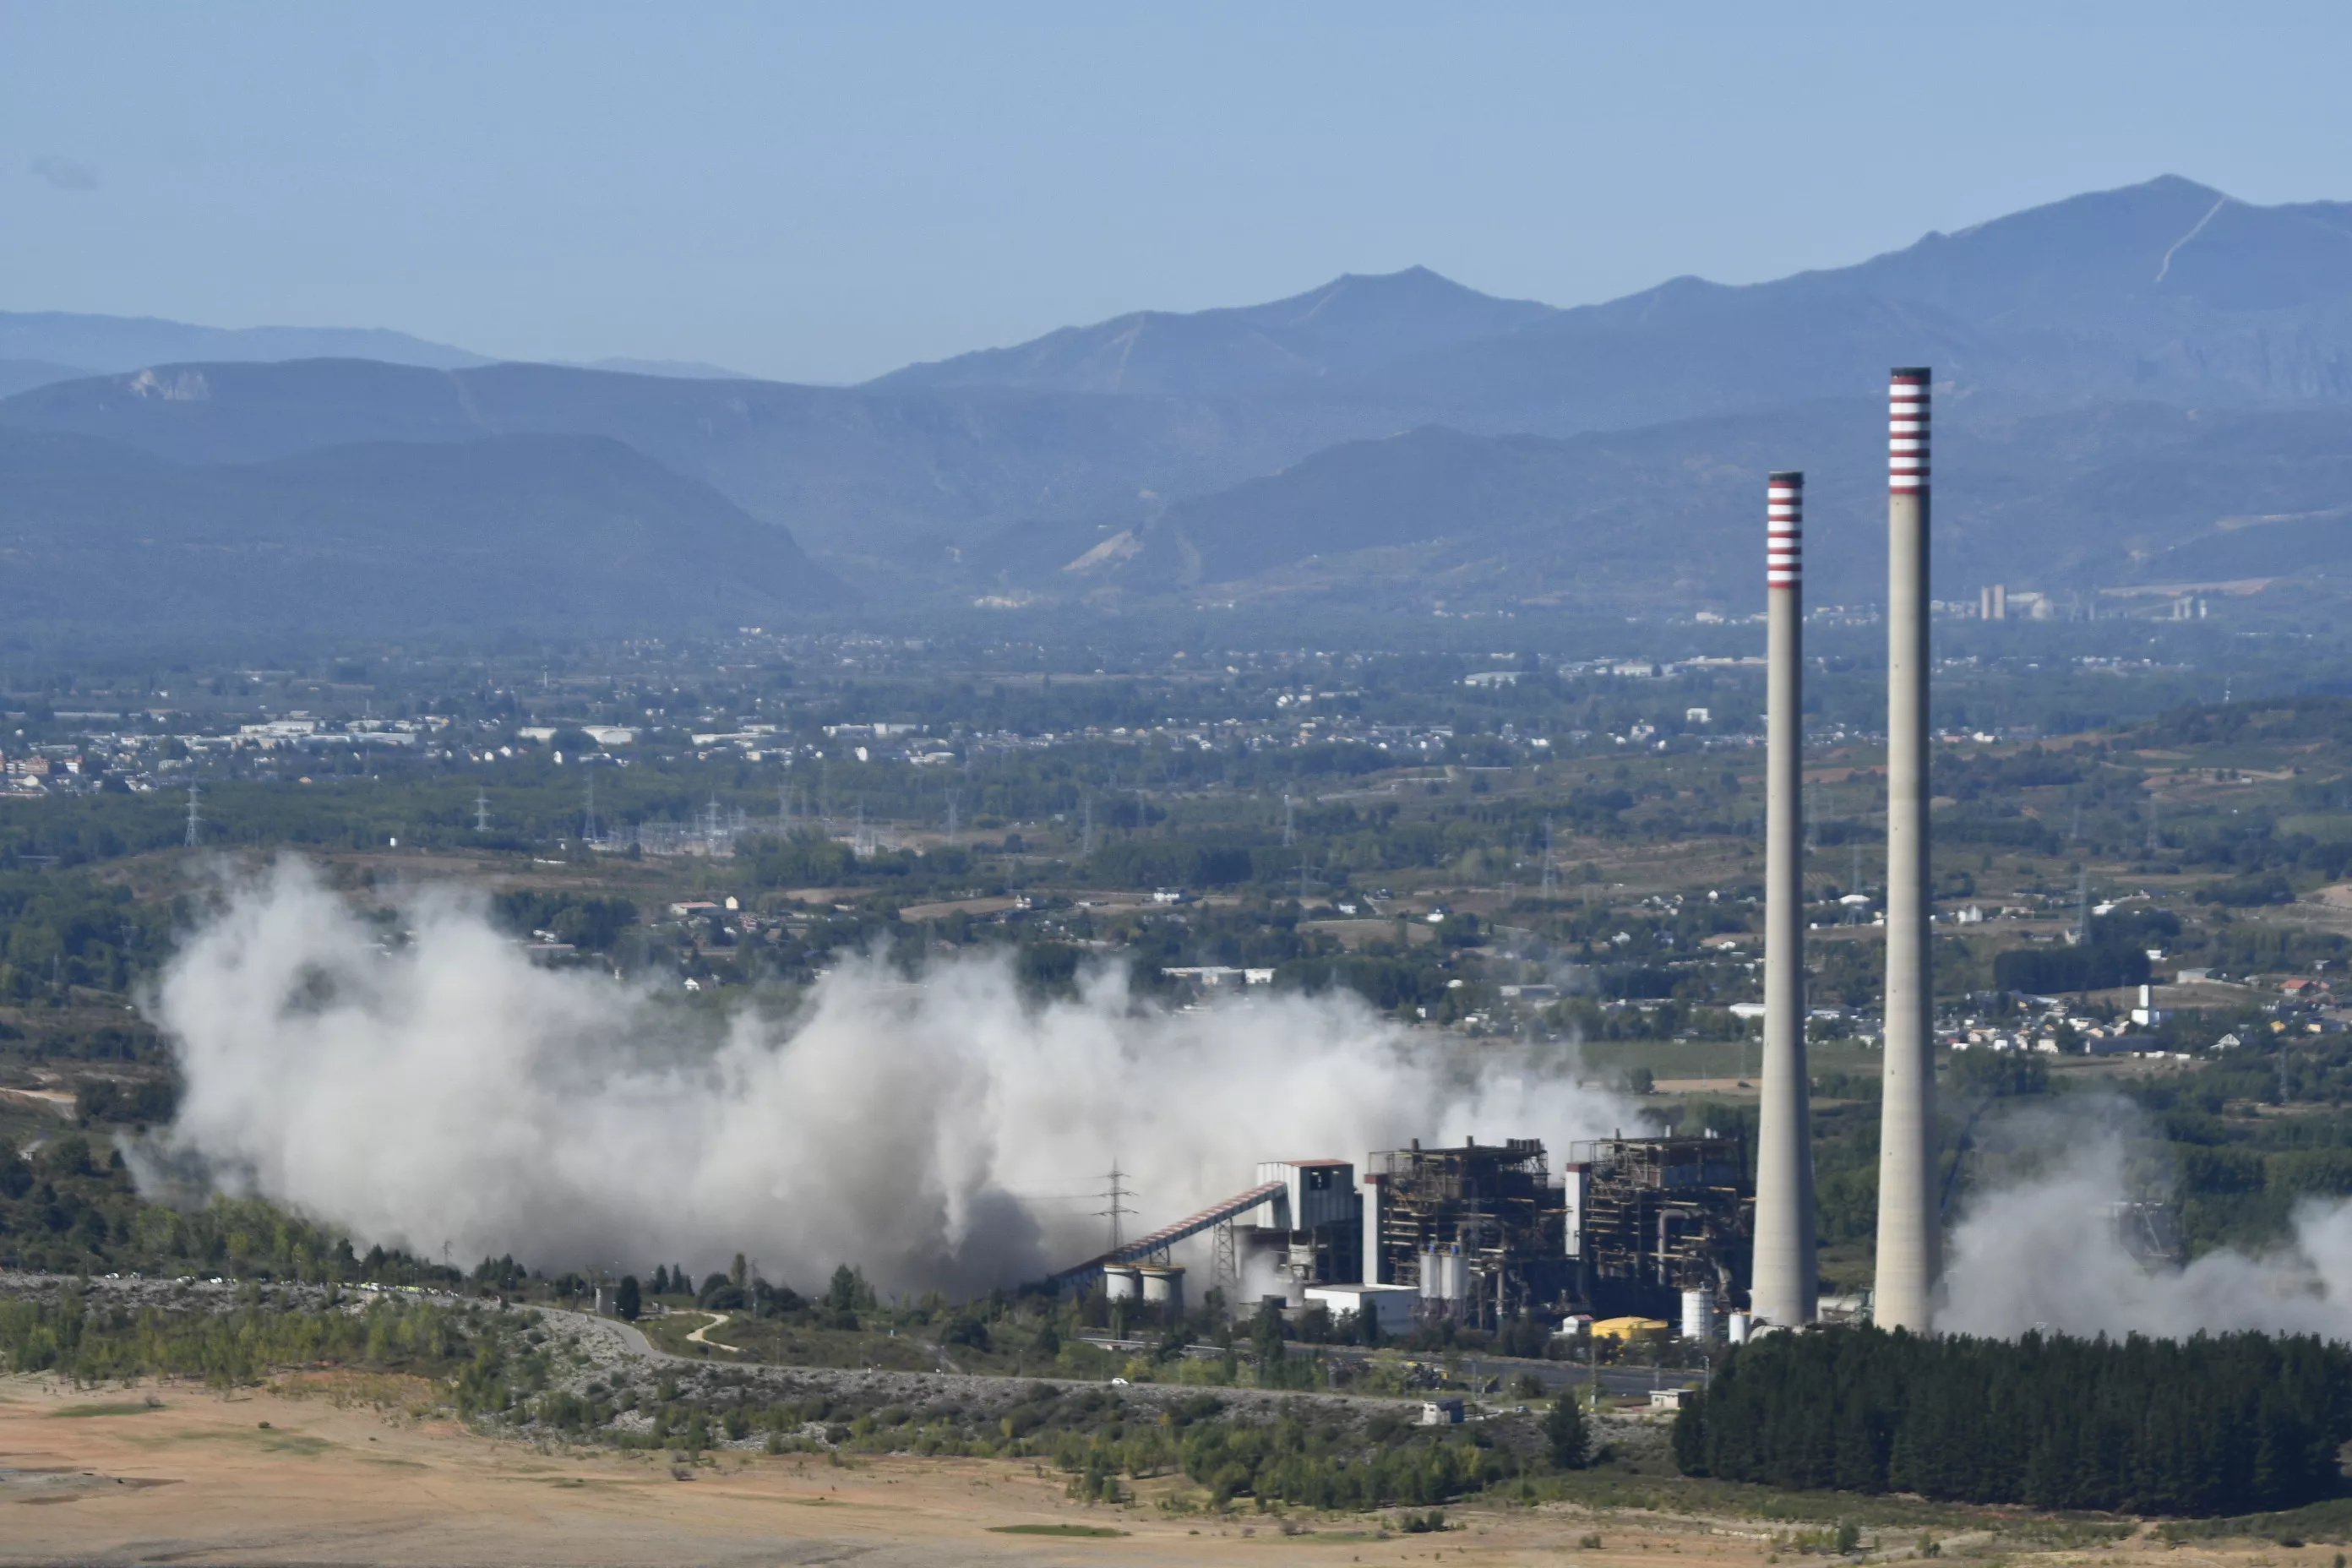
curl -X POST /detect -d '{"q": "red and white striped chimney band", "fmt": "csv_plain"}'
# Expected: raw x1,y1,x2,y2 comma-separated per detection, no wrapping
1889,368,1930,493
1767,471,1801,589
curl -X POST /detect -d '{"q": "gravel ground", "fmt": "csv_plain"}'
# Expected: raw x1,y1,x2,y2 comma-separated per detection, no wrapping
536,1305,1477,1431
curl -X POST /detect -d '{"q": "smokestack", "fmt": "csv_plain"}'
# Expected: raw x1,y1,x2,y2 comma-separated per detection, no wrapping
1751,471,1816,1327
1876,368,1938,1333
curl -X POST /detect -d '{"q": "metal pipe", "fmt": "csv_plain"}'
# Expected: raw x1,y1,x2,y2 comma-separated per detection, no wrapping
1876,368,1939,1333
1751,471,1817,1327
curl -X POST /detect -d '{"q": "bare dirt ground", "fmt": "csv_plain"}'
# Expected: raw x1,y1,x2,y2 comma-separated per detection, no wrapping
0,1373,2331,1568
0,1371,1568,1566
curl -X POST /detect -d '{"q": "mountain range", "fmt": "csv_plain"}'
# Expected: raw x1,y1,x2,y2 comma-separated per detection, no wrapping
888,177,2352,425
0,425,837,640
0,310,490,393
874,266,1557,400
7,174,2352,634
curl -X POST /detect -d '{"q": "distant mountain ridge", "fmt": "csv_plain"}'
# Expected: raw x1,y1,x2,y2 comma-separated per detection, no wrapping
0,309,490,375
556,357,754,380
1026,397,2352,611
0,426,839,637
875,266,1556,399
10,173,2352,626
1336,177,2352,433
0,360,90,399
0,358,1321,574
876,177,2352,430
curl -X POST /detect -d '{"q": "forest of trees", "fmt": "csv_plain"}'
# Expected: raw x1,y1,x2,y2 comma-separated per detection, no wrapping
1674,1327,2352,1516
0,1288,479,1387
0,1130,460,1286
1991,939,2152,995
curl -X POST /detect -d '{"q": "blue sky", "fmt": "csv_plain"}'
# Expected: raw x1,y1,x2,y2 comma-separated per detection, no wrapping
5,3,2349,382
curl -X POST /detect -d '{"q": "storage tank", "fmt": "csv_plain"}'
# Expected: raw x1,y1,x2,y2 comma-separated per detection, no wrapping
1418,1249,1444,1298
1726,1310,1751,1345
1680,1288,1717,1342
1103,1265,1141,1302
1139,1265,1185,1318
1440,1246,1467,1303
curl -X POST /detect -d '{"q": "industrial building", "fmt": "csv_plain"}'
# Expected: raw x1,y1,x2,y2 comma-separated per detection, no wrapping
1563,1133,1751,1320
1049,1130,1754,1334
1363,1138,1567,1326
1235,1157,1364,1291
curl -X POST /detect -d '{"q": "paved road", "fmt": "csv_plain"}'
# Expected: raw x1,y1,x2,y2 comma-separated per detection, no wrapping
1301,1339,1703,1399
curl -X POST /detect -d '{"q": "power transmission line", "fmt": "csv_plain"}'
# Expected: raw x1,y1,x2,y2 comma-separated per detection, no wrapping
1097,1165,1136,1254
183,783,202,848
475,789,491,833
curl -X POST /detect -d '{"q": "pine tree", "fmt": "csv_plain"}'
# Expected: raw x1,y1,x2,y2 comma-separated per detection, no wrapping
1675,1326,2352,1516
1546,1394,1591,1469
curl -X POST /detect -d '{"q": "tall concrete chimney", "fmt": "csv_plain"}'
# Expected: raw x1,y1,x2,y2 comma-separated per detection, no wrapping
1876,368,1938,1333
1751,471,1817,1327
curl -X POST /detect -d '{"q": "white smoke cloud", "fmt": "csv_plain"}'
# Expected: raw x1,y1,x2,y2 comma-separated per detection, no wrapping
144,859,1629,1296
1942,1114,2352,1340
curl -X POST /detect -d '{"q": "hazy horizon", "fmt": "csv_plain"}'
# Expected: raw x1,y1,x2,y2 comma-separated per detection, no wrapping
9,3,2352,383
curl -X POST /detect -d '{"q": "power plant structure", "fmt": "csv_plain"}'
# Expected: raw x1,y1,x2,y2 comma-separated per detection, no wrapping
1561,1132,1750,1320
1240,1157,1368,1302
1876,366,1941,1334
1045,1133,1752,1332
1363,1139,1566,1324
1043,373,1946,1343
1751,470,1817,1330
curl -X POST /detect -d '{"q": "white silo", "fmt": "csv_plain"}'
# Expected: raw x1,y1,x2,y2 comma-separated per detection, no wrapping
1139,1265,1185,1319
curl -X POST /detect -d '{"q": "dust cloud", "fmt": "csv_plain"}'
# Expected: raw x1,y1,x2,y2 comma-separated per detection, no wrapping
1943,1116,2352,1340
144,859,1629,1296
